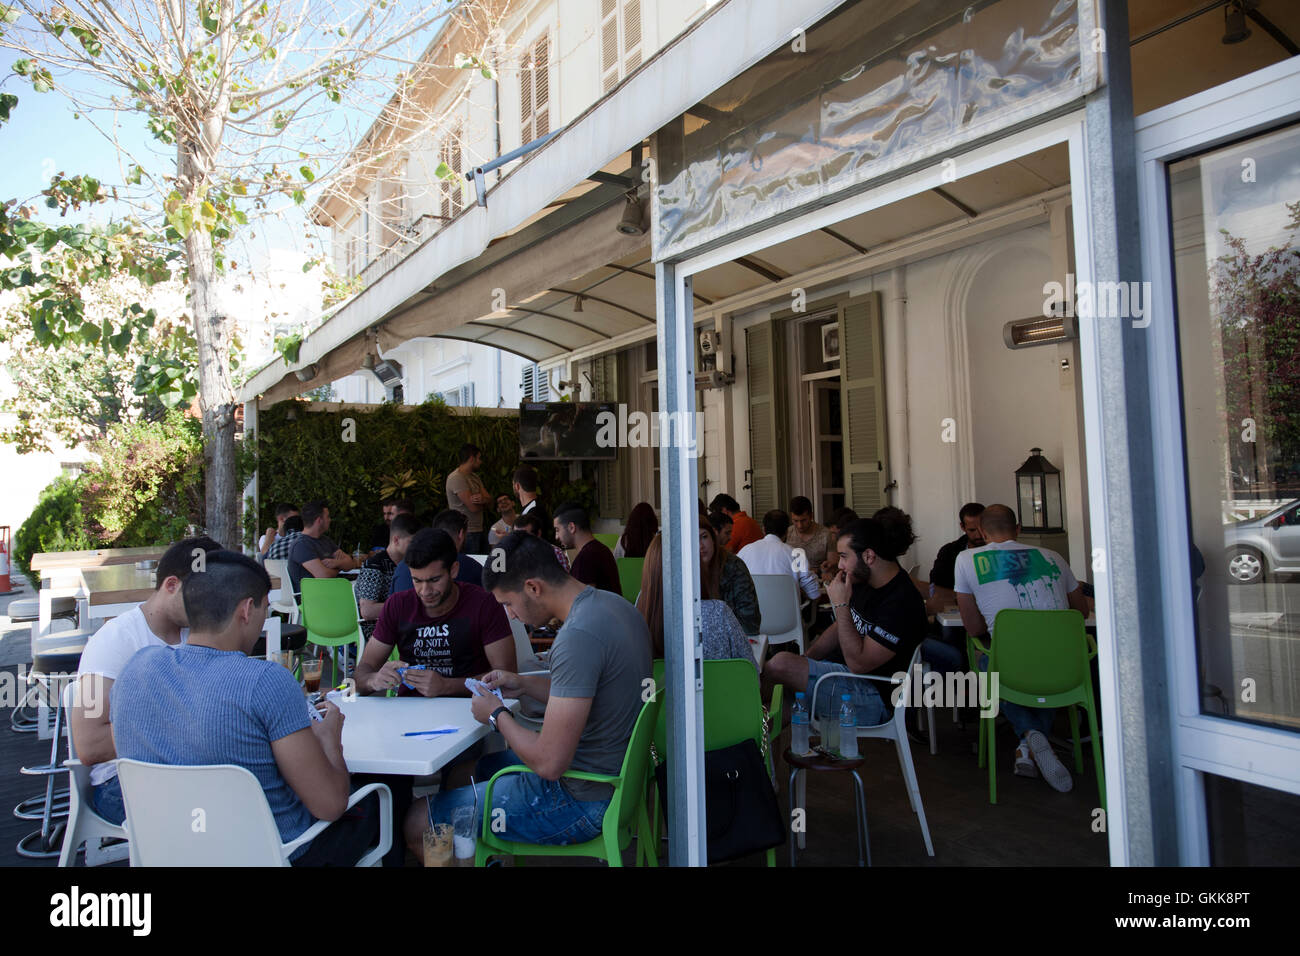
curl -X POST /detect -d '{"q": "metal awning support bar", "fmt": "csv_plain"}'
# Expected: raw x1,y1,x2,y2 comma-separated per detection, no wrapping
466,131,561,207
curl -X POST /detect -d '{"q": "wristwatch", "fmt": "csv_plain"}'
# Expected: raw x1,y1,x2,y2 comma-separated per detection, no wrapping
488,705,510,731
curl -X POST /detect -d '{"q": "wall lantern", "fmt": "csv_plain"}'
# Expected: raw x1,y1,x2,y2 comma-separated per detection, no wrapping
1015,447,1064,533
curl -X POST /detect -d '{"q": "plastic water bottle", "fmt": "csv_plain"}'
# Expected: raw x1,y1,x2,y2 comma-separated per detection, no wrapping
791,692,811,755
838,694,858,759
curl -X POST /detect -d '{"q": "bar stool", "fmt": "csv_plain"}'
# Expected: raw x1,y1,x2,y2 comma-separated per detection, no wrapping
785,738,871,867
9,597,80,735
15,636,88,858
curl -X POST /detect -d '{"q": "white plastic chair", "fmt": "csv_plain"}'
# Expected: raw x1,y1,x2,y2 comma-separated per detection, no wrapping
58,680,129,867
264,559,300,624
116,760,392,866
807,645,935,857
752,574,805,654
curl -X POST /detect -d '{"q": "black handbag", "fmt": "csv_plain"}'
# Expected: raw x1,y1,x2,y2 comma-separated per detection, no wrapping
655,739,786,864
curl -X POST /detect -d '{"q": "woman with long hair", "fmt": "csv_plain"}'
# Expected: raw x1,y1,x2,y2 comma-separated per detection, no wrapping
614,501,659,558
636,533,754,668
704,512,760,635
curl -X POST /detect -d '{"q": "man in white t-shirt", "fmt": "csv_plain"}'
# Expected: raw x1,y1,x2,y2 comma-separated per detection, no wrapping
69,536,223,824
738,510,822,601
953,504,1089,793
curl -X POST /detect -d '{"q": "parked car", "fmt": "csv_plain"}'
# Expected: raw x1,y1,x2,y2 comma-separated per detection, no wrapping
1224,499,1300,584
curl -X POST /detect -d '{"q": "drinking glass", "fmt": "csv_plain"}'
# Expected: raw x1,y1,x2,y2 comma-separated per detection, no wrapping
423,824,453,867
301,658,323,694
452,806,477,866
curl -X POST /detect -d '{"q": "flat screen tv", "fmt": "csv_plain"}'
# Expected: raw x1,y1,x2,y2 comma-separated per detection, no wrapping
519,402,618,460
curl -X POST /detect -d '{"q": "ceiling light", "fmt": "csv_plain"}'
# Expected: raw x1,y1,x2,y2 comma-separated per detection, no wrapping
573,294,585,313
1223,1,1251,44
294,363,319,381
617,196,646,236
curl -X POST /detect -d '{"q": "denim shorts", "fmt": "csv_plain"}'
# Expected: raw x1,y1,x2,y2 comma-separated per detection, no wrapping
427,749,610,846
92,775,127,826
805,659,890,727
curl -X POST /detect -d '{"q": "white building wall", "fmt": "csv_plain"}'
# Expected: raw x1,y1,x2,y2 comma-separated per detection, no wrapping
726,220,1089,582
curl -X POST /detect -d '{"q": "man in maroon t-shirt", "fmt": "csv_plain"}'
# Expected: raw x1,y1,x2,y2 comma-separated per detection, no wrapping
554,502,621,596
354,528,515,697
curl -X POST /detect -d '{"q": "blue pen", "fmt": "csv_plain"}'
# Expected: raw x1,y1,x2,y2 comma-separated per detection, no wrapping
403,728,458,737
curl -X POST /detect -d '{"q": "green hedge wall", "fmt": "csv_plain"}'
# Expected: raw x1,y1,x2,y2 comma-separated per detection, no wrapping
252,400,598,552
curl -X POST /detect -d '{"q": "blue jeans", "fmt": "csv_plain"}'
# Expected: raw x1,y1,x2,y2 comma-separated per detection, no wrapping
92,775,126,826
921,636,965,675
426,749,610,846
978,653,1055,738
805,659,890,726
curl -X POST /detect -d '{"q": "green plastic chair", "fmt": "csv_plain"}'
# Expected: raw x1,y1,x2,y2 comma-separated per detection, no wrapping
593,532,620,551
475,689,663,867
648,658,784,866
298,578,365,687
974,609,1105,808
615,557,644,604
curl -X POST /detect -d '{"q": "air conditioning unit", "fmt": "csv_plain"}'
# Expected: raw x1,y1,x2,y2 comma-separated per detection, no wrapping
696,368,733,390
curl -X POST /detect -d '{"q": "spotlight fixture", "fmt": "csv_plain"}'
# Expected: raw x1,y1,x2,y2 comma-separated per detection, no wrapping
616,195,646,236
293,363,319,382
1223,1,1251,44
361,352,376,370
573,294,585,313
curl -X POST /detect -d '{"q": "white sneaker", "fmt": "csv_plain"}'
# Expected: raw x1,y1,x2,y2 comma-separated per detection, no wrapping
1026,730,1073,793
1014,740,1039,778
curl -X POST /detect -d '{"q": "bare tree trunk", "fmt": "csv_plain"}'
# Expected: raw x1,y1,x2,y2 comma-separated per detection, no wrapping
186,223,240,549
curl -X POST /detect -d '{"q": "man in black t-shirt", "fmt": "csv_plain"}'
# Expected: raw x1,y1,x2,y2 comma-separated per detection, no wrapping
765,519,927,725
925,502,985,613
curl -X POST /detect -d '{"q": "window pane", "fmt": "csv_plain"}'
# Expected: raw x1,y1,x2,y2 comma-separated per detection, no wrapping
1203,773,1300,866
1170,123,1300,730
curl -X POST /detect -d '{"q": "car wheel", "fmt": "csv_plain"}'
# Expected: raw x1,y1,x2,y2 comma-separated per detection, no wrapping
1226,547,1265,585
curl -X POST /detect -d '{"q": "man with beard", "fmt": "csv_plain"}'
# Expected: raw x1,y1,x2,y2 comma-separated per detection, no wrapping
413,531,651,857
351,528,516,864
764,512,928,726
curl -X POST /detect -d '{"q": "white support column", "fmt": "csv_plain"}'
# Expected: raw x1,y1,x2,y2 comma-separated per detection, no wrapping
657,260,706,866
885,267,912,530
243,400,259,555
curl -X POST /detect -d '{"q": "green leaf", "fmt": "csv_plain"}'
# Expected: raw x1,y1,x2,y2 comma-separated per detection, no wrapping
434,161,453,180
298,165,314,183
0,92,16,123
13,58,30,75
292,189,305,205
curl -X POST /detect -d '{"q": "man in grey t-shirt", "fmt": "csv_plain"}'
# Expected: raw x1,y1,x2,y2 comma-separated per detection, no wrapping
416,532,651,859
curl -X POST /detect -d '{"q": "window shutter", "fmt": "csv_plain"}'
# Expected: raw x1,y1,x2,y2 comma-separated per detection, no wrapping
746,322,785,515
839,293,888,514
591,353,626,518
533,34,550,139
624,0,642,73
519,51,534,143
601,0,619,93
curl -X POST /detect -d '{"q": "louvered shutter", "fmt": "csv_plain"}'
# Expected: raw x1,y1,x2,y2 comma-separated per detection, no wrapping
746,322,784,515
601,0,619,93
624,0,642,73
533,34,549,138
591,353,626,518
839,293,888,514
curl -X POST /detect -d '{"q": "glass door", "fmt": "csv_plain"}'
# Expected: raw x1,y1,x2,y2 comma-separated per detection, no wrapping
1138,57,1300,865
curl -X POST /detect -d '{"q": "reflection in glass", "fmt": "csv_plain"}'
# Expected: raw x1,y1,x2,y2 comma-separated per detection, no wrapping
1170,123,1300,730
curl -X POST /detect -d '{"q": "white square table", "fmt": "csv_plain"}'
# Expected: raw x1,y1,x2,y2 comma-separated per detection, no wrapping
337,695,519,777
